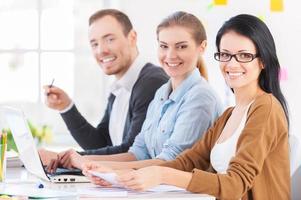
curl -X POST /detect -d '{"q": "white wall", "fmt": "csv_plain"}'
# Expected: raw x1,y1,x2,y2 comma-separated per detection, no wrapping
1,0,300,146
118,0,301,138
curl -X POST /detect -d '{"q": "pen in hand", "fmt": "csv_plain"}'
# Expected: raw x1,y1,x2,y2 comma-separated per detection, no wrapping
47,79,55,96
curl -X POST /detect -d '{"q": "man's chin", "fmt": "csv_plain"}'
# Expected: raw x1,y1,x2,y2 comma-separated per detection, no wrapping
102,68,119,76
100,65,115,74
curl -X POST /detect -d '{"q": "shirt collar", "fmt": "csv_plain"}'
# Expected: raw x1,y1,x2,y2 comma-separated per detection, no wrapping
160,68,203,103
110,54,145,94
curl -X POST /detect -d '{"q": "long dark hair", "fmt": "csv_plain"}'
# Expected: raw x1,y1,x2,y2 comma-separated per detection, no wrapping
216,14,289,127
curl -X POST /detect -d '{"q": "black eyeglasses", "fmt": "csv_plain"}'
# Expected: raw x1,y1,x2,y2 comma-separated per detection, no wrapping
214,52,259,63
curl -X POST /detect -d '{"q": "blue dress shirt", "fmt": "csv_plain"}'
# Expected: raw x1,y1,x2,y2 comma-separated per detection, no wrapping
129,68,222,161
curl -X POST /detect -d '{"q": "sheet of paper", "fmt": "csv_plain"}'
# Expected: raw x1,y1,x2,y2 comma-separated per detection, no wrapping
0,184,76,198
88,170,119,185
147,184,186,192
6,151,23,168
77,186,127,197
88,171,189,193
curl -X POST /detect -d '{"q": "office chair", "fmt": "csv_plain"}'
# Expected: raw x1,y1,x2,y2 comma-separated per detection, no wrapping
290,134,301,200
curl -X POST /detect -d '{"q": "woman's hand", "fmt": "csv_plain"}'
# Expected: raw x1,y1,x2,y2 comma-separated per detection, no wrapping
82,162,114,187
117,166,163,191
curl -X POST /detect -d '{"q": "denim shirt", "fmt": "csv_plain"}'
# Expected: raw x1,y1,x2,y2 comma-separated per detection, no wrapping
129,68,223,161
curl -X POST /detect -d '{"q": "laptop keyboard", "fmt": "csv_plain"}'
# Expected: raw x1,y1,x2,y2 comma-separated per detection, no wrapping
45,167,83,176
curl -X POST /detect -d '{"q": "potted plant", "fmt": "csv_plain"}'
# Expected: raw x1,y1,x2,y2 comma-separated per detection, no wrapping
2,121,53,152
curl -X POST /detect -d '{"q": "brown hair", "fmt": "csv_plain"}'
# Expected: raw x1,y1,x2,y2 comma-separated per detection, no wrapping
89,9,133,36
156,11,208,80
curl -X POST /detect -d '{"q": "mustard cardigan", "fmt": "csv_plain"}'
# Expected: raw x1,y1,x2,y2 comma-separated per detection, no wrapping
161,93,290,200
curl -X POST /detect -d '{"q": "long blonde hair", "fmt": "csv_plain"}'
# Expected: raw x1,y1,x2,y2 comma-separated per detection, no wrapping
157,11,208,81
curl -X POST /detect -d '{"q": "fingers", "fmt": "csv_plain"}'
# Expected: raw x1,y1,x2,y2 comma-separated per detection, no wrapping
44,87,62,108
38,148,58,166
90,176,112,187
117,172,135,182
119,177,145,191
117,172,136,186
43,85,61,97
43,86,71,110
82,163,94,175
59,151,72,169
59,149,81,169
46,156,60,174
83,170,113,187
44,87,61,105
117,171,148,191
87,163,111,172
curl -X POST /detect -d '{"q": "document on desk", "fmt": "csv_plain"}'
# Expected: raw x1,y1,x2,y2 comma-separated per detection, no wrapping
88,170,119,185
77,185,184,198
0,185,77,198
148,184,186,192
88,170,187,193
77,186,128,197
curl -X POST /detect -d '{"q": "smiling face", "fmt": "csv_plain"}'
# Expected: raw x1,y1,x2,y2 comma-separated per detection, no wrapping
219,31,263,92
88,15,137,79
157,26,204,84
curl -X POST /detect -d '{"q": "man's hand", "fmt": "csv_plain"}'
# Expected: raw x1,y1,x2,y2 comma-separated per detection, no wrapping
38,148,58,166
44,149,89,173
59,149,89,169
43,85,72,111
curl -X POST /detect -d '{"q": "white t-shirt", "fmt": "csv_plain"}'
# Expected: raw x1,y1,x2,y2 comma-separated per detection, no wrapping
211,101,254,174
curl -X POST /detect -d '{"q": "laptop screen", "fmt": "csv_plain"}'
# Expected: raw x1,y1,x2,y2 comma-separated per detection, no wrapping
2,107,50,181
2,106,88,183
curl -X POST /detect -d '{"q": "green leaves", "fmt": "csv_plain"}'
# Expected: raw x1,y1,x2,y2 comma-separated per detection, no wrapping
2,121,53,152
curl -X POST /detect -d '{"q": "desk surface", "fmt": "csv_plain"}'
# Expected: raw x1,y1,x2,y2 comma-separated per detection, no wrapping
2,167,215,200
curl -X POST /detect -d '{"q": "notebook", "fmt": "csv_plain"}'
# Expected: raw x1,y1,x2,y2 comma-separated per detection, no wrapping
2,106,89,183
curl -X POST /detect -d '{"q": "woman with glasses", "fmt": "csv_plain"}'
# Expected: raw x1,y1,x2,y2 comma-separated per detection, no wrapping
111,14,290,200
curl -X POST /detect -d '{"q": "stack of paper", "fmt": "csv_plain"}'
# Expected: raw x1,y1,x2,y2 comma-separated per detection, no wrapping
0,185,76,198
77,186,128,197
6,151,23,168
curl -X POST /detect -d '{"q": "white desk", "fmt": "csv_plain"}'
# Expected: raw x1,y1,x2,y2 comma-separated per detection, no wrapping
3,167,215,200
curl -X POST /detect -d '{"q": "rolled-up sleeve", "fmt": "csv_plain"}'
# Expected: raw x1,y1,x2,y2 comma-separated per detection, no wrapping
128,129,151,160
156,88,219,161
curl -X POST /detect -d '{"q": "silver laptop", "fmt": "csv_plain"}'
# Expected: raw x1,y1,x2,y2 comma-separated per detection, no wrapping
2,106,89,183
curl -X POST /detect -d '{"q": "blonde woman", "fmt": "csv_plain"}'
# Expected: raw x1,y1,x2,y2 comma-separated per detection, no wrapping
79,11,222,175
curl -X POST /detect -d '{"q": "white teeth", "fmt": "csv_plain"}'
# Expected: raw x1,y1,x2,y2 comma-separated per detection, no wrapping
228,72,243,77
167,63,180,67
102,57,116,63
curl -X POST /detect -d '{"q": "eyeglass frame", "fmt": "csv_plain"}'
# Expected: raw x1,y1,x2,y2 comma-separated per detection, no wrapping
214,52,259,63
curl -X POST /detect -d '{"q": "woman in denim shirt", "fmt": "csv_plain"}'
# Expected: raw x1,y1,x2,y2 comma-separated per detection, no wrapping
48,11,222,175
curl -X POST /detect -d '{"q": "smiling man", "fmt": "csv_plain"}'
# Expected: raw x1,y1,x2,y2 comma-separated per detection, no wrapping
40,9,168,165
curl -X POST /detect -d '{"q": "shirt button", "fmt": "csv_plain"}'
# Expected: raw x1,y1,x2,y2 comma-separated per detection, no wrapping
162,129,165,133
160,98,164,101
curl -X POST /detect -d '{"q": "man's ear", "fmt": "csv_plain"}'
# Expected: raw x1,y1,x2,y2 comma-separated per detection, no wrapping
128,29,137,45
